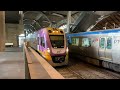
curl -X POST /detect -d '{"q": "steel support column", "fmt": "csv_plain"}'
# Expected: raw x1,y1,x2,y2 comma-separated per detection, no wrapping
66,11,71,33
0,11,5,51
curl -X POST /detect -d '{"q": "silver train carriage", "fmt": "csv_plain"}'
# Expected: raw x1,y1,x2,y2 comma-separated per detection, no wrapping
66,28,120,72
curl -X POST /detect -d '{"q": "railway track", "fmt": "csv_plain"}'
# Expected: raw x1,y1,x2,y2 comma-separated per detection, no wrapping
55,58,120,79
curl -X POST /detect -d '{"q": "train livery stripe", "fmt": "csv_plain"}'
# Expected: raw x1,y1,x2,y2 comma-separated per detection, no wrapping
66,29,120,37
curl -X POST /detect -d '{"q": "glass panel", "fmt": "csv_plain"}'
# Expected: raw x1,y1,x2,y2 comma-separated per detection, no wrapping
82,38,90,47
37,37,39,45
42,37,45,47
107,37,112,49
49,35,64,48
79,38,82,47
76,38,79,46
71,37,79,46
40,37,42,45
72,38,75,45
100,38,105,48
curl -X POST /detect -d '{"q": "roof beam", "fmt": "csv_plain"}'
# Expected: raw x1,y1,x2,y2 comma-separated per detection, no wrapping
24,24,36,32
104,19,113,29
109,16,120,28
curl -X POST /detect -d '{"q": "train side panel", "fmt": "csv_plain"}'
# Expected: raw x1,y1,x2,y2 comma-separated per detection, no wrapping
67,29,120,72
112,34,120,64
38,29,53,61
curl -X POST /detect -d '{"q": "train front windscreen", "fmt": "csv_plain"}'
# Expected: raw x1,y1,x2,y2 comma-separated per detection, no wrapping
49,35,64,48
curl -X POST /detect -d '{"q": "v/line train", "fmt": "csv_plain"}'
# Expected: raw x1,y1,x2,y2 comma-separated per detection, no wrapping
66,28,120,72
26,27,68,67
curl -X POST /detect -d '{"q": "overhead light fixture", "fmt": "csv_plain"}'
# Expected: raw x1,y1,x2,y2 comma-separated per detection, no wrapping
42,20,50,23
19,34,25,36
52,13,64,18
19,11,23,14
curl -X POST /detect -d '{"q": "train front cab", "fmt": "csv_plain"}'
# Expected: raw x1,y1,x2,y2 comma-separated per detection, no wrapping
37,28,68,67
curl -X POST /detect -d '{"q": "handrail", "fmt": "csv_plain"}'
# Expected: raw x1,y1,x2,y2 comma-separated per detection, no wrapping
24,43,32,64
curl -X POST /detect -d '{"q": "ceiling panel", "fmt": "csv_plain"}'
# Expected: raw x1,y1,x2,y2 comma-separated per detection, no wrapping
5,11,20,24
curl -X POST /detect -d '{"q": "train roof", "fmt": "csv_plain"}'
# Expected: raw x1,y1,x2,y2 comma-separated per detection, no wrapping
66,28,120,37
38,27,63,31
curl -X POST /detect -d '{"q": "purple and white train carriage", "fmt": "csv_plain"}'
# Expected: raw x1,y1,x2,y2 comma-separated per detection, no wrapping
26,27,68,66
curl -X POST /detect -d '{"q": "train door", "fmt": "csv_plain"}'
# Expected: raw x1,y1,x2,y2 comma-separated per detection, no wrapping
99,37,106,59
81,37,91,56
71,37,80,54
99,37,112,60
104,37,112,60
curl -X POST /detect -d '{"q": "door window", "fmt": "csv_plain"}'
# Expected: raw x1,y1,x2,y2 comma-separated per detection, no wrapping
107,37,112,49
82,38,91,47
72,37,79,46
100,38,105,48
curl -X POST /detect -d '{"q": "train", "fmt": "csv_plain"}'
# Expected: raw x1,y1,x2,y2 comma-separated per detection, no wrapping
26,27,68,67
66,28,120,72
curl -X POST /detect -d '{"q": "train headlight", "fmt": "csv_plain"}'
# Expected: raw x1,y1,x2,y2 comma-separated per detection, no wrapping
47,48,50,53
66,47,69,52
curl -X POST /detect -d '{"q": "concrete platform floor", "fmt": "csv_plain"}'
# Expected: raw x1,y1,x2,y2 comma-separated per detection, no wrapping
5,46,23,52
0,47,25,79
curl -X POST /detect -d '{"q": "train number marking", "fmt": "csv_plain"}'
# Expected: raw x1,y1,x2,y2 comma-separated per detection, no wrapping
92,38,99,43
114,40,120,44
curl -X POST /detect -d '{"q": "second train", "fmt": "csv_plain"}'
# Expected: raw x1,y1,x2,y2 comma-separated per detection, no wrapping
66,28,120,72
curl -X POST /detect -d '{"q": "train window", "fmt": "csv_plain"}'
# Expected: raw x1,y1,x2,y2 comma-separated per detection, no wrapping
49,35,64,48
71,37,79,46
37,37,39,45
100,38,105,48
82,38,91,47
107,37,112,49
41,37,45,47
72,38,75,45
40,37,42,45
72,38,74,45
42,37,45,47
79,38,82,47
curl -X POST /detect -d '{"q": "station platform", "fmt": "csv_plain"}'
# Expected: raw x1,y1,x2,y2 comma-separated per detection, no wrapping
0,46,64,79
25,47,64,79
0,47,25,79
26,48,51,79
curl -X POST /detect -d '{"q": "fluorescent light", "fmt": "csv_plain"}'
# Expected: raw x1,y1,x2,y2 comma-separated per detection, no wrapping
19,34,25,36
52,13,64,18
